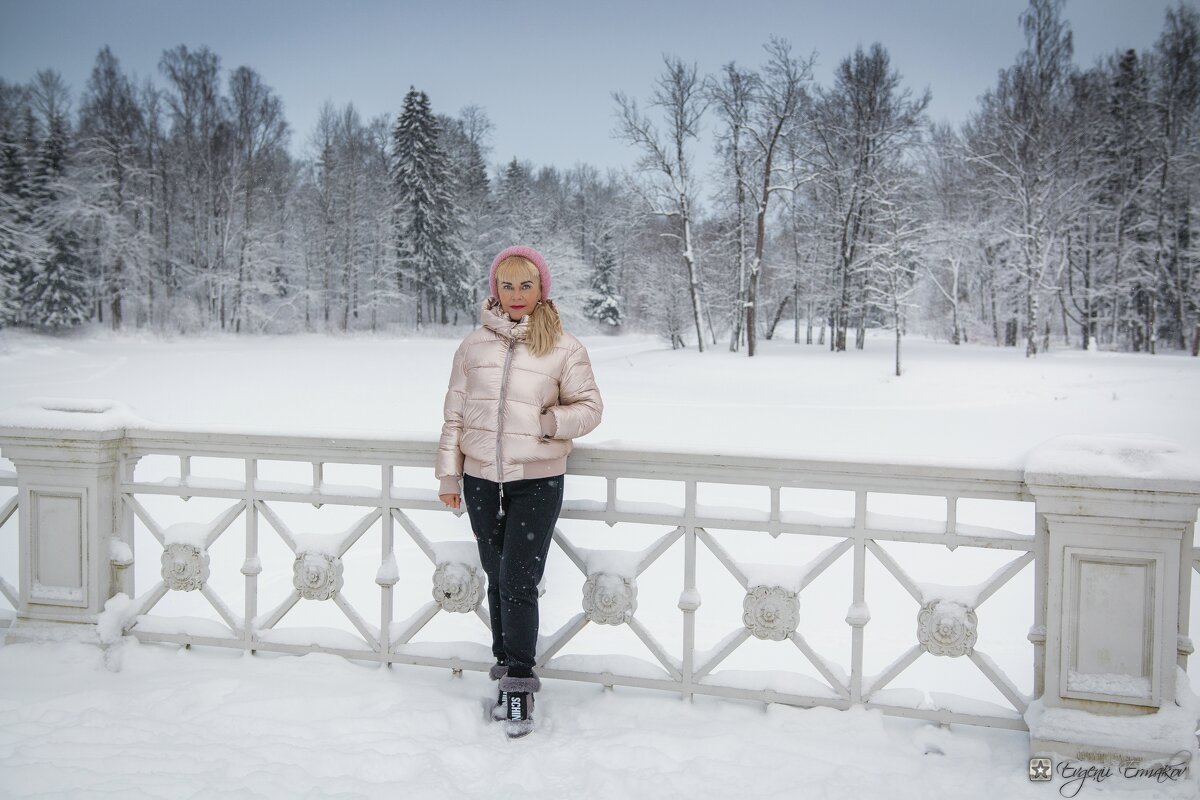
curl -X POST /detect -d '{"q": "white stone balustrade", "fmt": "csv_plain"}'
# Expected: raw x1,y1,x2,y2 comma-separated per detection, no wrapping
0,402,1197,766
1024,436,1200,764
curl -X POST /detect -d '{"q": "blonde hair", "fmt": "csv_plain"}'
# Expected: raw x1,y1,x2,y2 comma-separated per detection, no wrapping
495,256,562,357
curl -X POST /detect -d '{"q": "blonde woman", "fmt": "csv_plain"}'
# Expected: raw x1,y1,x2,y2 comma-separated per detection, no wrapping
437,245,603,738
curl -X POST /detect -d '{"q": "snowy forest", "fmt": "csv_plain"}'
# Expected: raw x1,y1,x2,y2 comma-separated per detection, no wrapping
1,0,1198,357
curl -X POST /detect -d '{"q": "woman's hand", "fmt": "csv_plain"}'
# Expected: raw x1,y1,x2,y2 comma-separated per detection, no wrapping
440,493,461,510
539,407,557,438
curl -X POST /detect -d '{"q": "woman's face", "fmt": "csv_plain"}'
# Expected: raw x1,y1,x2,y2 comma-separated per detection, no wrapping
497,273,541,321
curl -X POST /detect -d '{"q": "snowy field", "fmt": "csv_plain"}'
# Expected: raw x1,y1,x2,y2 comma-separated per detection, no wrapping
0,328,1198,799
2,328,1198,464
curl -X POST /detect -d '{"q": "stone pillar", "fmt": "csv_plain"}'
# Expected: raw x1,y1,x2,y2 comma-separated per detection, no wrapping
0,410,129,643
1025,435,1200,765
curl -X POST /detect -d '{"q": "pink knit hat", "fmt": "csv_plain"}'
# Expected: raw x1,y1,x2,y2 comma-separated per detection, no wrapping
489,245,551,299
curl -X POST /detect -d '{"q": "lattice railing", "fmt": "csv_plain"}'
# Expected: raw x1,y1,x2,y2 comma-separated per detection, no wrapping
96,432,1046,730
1191,538,1200,670
0,465,17,621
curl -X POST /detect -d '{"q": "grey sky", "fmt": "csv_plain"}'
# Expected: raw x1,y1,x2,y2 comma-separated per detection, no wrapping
0,0,1187,175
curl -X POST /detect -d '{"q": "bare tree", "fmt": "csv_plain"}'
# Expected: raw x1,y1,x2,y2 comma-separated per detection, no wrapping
614,55,710,351
160,45,231,328
922,123,979,345
741,38,813,356
782,130,825,345
227,66,288,332
865,169,924,375
708,62,755,350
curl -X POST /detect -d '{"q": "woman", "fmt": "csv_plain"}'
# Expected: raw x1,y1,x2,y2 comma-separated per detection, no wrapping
437,245,603,738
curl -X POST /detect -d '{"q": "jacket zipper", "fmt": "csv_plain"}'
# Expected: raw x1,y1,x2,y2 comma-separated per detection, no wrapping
494,334,517,518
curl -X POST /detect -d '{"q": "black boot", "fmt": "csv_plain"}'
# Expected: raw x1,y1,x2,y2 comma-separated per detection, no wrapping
498,675,540,739
489,664,508,722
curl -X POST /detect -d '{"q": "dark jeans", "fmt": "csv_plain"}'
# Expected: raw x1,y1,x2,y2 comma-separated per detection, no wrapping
463,473,564,678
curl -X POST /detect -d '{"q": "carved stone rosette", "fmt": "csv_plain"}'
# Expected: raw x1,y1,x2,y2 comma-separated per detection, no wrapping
742,585,800,641
432,561,484,613
917,599,978,657
161,543,209,592
582,573,637,625
293,552,343,601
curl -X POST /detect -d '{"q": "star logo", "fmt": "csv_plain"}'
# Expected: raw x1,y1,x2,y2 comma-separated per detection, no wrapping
1029,756,1053,781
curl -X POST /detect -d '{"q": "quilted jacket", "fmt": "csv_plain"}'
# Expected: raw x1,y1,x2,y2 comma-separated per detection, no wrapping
436,299,603,494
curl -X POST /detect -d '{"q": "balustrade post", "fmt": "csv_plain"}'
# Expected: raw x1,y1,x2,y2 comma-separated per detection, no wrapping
0,409,129,643
1024,435,1200,765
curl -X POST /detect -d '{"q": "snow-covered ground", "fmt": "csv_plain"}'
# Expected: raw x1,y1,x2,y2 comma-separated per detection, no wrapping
0,328,1198,799
0,640,1059,800
2,328,1197,464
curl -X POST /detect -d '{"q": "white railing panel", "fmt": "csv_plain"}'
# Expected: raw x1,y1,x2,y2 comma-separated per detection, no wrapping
0,484,18,616
106,439,1044,729
12,427,1199,742
0,461,17,621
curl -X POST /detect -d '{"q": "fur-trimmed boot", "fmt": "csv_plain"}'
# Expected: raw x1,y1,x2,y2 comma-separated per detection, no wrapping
489,664,508,722
498,674,540,739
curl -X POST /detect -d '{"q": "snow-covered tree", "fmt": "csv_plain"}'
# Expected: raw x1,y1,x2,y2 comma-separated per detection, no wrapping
1148,4,1200,352
78,46,149,329
24,72,88,329
0,122,23,323
921,123,982,345
707,62,755,350
0,80,39,326
496,157,539,245
25,227,87,328
614,56,711,350
391,87,464,328
586,234,623,327
739,38,813,357
227,65,289,333
812,42,928,352
864,168,924,375
967,0,1076,357
441,107,493,318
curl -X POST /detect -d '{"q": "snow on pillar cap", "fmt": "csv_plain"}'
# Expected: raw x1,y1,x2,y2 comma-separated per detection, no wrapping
1024,434,1200,490
489,245,551,300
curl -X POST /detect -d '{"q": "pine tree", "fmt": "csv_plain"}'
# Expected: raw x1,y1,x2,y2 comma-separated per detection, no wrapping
455,132,492,313
391,87,463,327
0,89,36,326
0,185,22,325
586,235,623,327
435,113,484,316
498,157,537,244
25,108,87,328
26,227,87,328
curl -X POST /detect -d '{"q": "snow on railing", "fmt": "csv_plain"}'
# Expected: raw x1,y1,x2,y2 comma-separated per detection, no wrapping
1,407,1198,762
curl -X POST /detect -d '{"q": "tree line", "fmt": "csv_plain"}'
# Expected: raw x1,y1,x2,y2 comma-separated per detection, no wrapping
1,0,1197,363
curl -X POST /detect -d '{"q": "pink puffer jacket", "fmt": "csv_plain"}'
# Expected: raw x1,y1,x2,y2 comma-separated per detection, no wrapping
436,299,603,494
